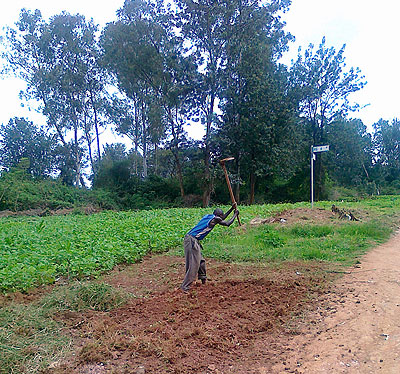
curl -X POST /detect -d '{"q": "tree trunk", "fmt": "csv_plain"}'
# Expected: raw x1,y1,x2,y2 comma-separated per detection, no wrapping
74,121,81,187
249,171,256,205
202,93,216,207
83,111,95,175
89,89,101,162
142,138,148,178
155,143,159,176
172,150,185,198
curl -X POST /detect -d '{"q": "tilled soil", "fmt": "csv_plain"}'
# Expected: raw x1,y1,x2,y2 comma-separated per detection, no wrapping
50,258,334,374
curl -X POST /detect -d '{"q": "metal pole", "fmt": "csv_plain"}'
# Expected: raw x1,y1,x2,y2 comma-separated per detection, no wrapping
311,145,314,208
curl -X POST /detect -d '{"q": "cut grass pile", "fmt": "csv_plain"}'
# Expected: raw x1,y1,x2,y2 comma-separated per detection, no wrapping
0,282,129,374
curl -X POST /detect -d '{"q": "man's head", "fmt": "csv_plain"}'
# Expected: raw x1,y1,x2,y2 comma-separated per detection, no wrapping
213,208,224,218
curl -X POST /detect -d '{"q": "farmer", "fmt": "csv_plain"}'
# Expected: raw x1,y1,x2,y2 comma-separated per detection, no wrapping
180,204,239,292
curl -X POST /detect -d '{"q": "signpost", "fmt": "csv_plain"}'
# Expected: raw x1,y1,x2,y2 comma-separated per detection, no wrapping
311,145,329,208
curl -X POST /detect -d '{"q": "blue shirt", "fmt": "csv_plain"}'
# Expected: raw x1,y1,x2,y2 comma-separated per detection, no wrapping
187,214,215,240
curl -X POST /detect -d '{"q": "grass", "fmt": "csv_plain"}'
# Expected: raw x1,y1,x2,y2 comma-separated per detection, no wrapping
0,301,69,374
0,281,130,374
192,220,392,265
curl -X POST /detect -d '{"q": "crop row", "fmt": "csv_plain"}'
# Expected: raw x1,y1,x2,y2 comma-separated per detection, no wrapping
1,197,399,292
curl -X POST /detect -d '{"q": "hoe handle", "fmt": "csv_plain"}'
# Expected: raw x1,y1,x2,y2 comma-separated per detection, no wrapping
220,161,242,226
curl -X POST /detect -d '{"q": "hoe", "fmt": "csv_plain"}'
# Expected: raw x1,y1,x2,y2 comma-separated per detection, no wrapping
219,157,242,226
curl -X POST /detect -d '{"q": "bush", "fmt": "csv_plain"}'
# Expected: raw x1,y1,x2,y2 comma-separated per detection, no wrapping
0,169,87,211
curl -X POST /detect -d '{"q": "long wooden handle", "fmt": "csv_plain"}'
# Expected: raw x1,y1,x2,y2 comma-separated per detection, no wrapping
221,163,242,226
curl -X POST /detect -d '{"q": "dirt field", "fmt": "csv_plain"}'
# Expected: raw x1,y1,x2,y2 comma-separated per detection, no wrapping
45,255,334,374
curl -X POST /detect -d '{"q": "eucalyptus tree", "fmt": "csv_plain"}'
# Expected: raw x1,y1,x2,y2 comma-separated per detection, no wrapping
101,0,167,178
1,9,107,186
291,37,367,198
173,0,294,206
214,0,296,204
173,0,233,206
101,0,197,190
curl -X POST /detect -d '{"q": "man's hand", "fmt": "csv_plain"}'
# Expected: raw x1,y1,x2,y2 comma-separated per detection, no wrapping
232,202,237,209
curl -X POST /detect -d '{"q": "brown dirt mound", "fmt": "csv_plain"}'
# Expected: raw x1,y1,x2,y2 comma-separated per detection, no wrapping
0,204,101,218
50,257,333,374
250,207,337,227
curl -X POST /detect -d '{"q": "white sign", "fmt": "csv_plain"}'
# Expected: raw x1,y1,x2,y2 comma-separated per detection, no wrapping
313,145,329,153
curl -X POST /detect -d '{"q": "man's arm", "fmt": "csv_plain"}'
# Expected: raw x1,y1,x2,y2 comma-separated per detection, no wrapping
209,209,239,228
222,203,237,220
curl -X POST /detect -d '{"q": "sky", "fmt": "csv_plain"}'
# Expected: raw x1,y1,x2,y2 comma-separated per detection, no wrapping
0,0,399,147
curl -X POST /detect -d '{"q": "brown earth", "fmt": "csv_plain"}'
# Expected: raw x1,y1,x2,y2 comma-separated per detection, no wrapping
274,230,400,373
0,204,101,218
49,257,336,374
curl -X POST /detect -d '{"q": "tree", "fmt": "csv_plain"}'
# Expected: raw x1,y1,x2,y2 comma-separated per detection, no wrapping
102,0,198,193
214,0,296,204
372,118,400,184
173,0,233,206
2,9,108,186
174,0,295,206
0,117,59,177
325,117,372,187
291,37,366,198
101,0,167,178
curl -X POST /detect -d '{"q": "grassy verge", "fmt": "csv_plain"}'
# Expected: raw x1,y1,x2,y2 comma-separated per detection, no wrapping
196,221,392,265
0,282,129,374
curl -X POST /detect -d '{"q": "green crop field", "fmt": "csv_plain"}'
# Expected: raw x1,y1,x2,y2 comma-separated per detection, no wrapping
1,196,400,293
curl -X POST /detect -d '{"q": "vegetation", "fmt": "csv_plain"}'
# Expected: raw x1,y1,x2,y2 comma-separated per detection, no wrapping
1,196,399,293
199,221,391,264
0,281,128,374
0,1,399,207
1,196,399,372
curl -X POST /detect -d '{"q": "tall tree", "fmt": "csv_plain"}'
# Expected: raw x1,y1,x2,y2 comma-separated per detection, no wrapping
101,0,166,178
291,37,366,198
102,0,197,189
174,0,293,206
2,9,107,186
173,0,234,206
325,117,372,187
215,0,296,204
372,118,400,184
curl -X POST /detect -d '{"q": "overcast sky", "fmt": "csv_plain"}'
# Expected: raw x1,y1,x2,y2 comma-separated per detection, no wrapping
0,0,399,145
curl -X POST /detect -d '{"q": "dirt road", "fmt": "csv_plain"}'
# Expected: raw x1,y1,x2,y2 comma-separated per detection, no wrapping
279,231,400,373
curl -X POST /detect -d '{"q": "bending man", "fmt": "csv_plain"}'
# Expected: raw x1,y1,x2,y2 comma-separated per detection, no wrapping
180,205,239,292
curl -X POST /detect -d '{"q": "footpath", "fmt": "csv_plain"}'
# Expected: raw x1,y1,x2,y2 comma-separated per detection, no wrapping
276,230,400,373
